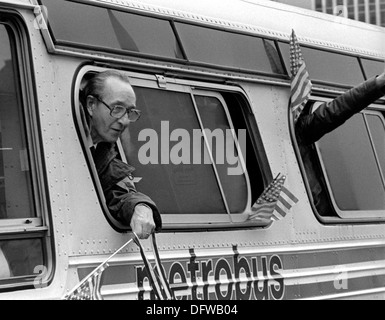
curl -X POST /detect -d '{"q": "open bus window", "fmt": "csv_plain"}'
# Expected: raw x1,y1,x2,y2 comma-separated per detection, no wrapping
0,18,47,286
76,68,267,229
121,85,263,227
314,109,385,219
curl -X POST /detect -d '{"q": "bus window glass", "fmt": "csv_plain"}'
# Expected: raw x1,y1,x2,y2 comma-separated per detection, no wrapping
361,59,385,80
175,22,285,75
0,25,36,220
317,114,385,212
195,95,248,213
366,113,385,176
0,18,46,287
39,0,184,59
279,42,364,86
121,87,228,214
0,239,44,280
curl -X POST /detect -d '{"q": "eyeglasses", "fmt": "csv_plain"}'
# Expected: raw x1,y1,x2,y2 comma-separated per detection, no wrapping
91,95,141,122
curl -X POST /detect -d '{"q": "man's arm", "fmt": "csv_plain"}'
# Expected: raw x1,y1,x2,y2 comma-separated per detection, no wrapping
93,143,162,239
105,181,162,239
296,71,385,145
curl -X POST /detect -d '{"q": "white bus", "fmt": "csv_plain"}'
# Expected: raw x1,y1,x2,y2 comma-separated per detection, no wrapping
0,0,384,300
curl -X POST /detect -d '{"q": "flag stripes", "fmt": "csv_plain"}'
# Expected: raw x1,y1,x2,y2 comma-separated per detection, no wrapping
65,264,108,300
63,238,134,300
273,185,299,220
248,173,299,222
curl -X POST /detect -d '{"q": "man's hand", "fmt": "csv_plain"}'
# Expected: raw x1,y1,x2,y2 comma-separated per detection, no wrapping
376,69,385,89
131,204,156,239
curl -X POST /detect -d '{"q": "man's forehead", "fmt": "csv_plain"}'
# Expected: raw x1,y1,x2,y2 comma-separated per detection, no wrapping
102,77,136,99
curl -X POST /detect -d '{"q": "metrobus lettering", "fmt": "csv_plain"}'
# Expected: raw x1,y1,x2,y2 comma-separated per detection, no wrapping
136,247,285,300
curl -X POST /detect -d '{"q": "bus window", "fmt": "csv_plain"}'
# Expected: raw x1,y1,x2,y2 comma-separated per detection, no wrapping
361,58,385,80
0,239,44,280
175,23,286,75
0,17,48,287
125,88,230,215
0,26,36,221
124,84,263,227
315,110,385,219
278,42,364,87
76,70,266,229
39,0,184,60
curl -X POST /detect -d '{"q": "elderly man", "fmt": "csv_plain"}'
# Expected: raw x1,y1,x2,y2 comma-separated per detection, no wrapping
81,70,161,239
295,70,385,216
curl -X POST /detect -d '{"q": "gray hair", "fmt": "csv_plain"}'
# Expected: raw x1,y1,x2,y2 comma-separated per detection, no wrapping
81,70,132,104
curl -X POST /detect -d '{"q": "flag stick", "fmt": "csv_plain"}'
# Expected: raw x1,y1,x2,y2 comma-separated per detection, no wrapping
63,237,134,298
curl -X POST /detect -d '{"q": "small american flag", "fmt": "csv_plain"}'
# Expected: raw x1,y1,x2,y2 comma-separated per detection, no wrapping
289,29,312,123
65,264,108,300
248,174,299,221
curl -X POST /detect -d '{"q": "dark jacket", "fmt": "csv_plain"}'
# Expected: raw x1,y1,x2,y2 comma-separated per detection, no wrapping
93,142,162,231
295,77,385,216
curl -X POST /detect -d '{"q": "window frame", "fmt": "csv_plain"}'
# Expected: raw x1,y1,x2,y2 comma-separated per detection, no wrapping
0,12,51,289
74,65,271,231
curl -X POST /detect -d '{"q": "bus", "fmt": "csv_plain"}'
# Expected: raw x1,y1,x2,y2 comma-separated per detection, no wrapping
0,0,384,300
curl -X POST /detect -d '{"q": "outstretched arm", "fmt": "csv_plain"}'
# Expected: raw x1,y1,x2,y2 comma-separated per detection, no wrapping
296,71,385,145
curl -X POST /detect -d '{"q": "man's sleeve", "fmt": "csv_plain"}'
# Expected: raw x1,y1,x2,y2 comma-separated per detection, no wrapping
296,76,385,145
94,143,162,231
105,177,162,231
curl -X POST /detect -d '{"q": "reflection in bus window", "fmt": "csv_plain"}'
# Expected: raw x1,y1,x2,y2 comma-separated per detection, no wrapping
317,113,385,213
0,25,36,220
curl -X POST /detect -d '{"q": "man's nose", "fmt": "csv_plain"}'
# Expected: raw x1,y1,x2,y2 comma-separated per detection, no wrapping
117,112,130,126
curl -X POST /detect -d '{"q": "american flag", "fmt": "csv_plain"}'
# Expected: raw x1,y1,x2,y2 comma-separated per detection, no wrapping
64,264,108,300
248,174,299,221
289,29,312,123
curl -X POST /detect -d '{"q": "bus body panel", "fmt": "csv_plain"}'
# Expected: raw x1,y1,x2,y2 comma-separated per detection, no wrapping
0,0,384,300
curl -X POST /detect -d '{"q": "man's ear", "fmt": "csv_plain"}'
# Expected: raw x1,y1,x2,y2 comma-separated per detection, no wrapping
86,95,95,117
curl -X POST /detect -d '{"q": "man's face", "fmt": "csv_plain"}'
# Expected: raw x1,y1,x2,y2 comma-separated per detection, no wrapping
87,77,136,144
